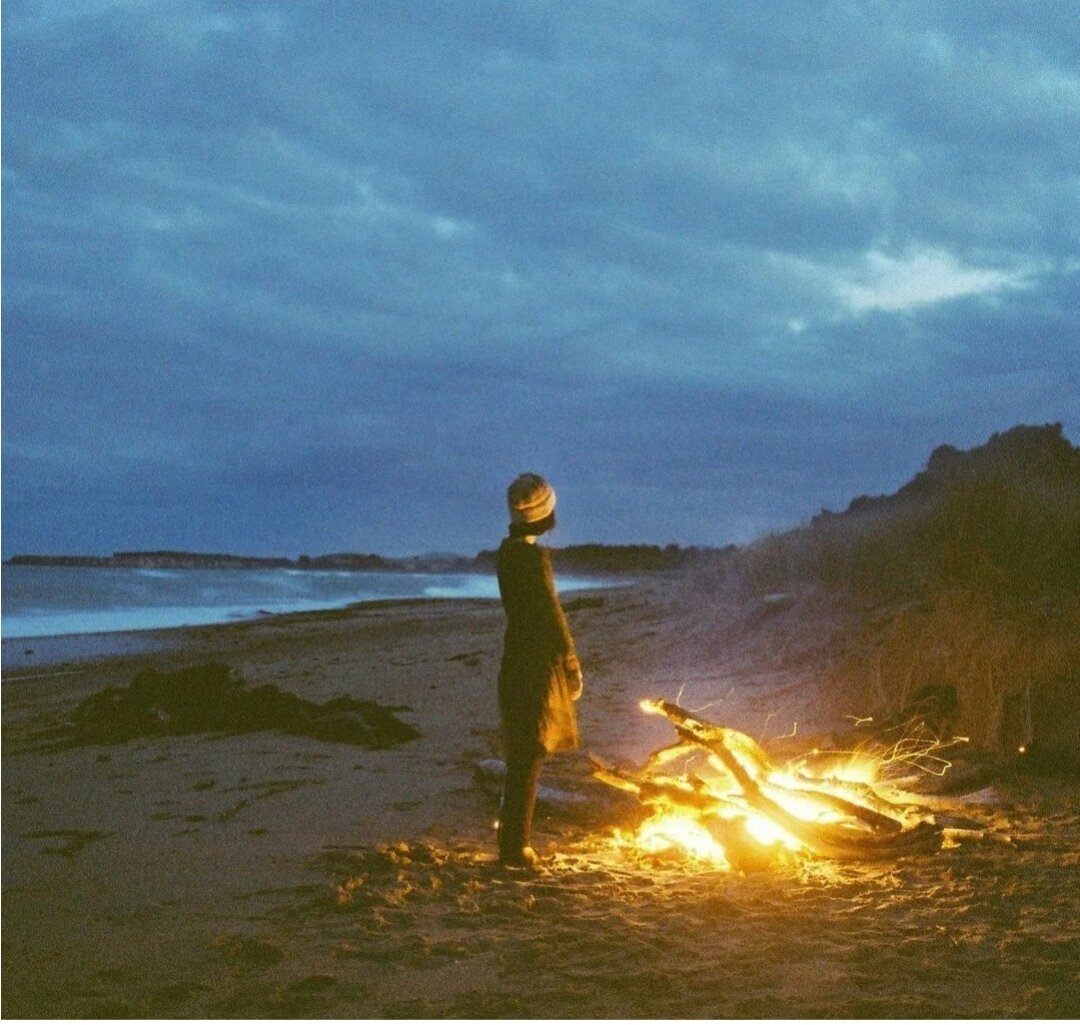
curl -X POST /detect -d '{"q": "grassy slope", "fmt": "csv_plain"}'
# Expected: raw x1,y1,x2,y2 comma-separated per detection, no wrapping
709,424,1079,766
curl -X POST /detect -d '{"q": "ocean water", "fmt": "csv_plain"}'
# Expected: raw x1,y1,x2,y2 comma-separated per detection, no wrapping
0,564,607,639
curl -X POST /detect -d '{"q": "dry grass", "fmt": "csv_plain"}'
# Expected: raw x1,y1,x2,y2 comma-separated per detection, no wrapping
825,590,1080,755
697,425,1080,761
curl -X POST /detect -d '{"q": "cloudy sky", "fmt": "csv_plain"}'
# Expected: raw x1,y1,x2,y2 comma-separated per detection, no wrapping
3,0,1078,558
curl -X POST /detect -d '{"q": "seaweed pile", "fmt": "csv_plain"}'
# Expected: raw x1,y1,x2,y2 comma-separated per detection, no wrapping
56,663,420,750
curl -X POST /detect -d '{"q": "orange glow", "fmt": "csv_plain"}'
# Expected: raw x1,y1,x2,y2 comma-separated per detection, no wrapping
634,811,730,866
606,698,954,869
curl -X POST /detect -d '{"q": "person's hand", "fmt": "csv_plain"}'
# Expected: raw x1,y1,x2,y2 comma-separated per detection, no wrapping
569,668,584,701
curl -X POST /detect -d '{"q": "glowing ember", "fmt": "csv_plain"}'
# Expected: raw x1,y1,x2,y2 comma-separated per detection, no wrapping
596,698,953,868
634,812,730,866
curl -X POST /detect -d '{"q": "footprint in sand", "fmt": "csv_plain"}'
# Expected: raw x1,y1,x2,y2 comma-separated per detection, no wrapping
22,829,113,857
215,934,286,970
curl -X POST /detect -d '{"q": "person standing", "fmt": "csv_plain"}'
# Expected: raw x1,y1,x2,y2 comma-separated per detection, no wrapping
495,473,583,867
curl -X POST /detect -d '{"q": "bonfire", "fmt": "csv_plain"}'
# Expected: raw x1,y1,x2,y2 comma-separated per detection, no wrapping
594,699,969,871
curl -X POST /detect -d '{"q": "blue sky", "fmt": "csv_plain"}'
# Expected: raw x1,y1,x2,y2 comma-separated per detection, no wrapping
3,0,1078,557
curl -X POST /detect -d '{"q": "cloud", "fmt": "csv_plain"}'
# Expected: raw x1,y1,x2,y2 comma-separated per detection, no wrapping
832,248,1034,313
3,1,1079,556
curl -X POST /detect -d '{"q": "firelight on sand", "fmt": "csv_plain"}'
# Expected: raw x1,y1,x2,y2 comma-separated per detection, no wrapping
598,698,964,870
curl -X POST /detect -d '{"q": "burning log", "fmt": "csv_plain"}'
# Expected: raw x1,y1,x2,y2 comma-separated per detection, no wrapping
590,755,722,811
771,778,903,834
596,699,946,867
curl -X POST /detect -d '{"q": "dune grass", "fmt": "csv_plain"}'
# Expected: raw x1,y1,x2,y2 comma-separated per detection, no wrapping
717,425,1080,760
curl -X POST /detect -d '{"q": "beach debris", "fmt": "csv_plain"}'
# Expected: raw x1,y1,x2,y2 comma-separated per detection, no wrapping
760,592,795,610
56,662,420,750
474,759,588,806
596,698,955,870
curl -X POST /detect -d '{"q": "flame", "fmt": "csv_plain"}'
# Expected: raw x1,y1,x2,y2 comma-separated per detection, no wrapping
625,802,802,866
742,812,796,848
633,811,730,867
620,781,838,866
613,704,950,872
608,697,958,870
831,761,878,785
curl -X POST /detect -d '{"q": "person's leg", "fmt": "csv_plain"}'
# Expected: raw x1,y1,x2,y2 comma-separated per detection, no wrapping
498,752,543,864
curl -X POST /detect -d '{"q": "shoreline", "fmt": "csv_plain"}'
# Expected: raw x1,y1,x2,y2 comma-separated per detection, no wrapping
2,630,181,674
0,595,504,674
1,564,623,661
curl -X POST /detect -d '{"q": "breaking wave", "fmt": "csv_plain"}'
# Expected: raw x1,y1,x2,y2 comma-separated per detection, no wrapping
1,565,609,639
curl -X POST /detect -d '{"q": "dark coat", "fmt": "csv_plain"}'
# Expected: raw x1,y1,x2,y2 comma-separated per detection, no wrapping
496,537,580,759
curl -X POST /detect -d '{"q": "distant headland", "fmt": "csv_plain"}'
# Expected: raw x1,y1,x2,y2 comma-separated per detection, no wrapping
4,543,722,575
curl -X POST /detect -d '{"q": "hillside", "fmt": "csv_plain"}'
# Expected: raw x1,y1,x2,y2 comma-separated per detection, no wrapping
677,424,1079,772
741,422,1079,601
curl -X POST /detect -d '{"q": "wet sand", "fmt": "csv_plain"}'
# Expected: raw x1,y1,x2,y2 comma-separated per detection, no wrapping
3,579,1079,1018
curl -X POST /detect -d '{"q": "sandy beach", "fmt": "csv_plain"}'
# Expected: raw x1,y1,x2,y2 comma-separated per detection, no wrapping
3,576,1079,1018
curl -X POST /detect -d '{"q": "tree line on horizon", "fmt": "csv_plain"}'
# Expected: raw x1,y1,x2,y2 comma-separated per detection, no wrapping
5,542,718,574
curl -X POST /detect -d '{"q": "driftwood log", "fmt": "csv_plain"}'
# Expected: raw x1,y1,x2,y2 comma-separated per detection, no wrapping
594,699,945,863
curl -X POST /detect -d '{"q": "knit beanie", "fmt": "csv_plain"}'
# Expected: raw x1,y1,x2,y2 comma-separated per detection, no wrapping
507,473,556,525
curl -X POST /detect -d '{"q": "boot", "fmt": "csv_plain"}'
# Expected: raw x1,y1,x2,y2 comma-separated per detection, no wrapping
498,753,542,865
